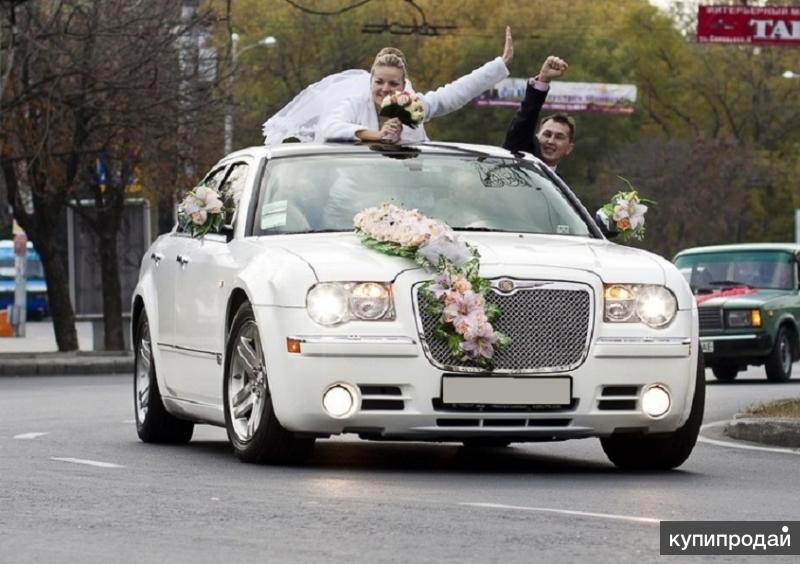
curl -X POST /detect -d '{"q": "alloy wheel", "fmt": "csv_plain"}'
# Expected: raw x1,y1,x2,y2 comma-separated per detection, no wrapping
227,321,267,442
135,322,152,423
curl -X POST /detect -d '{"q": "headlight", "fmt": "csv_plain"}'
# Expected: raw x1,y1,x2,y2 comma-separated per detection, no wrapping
726,309,762,328
306,282,394,326
604,284,678,328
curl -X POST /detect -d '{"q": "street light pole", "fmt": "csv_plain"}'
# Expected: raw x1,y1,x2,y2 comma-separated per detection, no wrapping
224,33,277,155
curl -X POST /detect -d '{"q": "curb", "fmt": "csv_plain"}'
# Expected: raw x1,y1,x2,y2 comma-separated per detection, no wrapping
724,418,800,449
0,353,134,377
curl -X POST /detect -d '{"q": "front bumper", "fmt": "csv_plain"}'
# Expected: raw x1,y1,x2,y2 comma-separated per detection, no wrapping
700,331,772,362
256,305,698,441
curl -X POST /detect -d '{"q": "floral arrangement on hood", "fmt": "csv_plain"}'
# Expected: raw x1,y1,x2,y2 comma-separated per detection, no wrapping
597,177,654,242
178,184,235,238
379,91,424,128
354,203,510,366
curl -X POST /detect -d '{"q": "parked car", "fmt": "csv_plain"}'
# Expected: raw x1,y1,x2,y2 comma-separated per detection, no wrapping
673,243,800,382
0,240,49,320
132,142,702,469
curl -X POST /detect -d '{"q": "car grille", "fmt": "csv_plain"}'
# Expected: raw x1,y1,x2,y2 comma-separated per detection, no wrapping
698,306,723,331
414,280,593,373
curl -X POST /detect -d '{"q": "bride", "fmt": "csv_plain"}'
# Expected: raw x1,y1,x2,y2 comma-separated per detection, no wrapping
263,27,514,145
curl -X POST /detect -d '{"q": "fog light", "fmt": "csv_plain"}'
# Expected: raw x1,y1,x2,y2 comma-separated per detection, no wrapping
642,385,671,418
322,383,357,419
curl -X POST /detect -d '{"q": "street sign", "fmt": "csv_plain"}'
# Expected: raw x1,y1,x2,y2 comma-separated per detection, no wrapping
698,5,800,47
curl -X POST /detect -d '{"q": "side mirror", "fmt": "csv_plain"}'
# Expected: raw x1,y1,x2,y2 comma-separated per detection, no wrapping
595,209,619,239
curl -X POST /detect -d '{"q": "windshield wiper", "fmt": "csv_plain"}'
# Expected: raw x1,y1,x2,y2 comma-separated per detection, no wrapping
451,227,508,232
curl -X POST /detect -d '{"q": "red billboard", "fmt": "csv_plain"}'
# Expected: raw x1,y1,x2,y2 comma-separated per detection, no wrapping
697,5,800,46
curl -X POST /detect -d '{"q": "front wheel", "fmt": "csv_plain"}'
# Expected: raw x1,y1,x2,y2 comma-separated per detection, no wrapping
223,302,315,464
134,312,194,443
765,327,793,382
600,355,705,471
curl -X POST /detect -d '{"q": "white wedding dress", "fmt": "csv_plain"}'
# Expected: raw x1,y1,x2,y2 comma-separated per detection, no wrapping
262,57,509,145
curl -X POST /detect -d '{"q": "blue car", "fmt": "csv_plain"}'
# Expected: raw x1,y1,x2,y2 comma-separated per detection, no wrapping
0,240,49,320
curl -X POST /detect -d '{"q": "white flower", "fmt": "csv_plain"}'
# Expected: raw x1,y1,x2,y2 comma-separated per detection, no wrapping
613,197,647,229
194,186,224,214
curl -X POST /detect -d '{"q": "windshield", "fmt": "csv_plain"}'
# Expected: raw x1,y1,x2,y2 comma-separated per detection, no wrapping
675,250,796,291
253,153,594,236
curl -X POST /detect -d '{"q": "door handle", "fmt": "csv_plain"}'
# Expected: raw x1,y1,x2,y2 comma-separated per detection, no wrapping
176,254,191,266
150,252,164,264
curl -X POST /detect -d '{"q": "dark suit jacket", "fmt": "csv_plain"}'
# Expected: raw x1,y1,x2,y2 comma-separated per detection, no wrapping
502,82,547,157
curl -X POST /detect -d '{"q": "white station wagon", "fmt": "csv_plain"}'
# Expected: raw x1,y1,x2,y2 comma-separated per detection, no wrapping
132,142,703,469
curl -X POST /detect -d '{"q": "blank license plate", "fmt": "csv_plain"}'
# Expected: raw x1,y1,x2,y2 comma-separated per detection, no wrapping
701,340,714,353
441,376,571,406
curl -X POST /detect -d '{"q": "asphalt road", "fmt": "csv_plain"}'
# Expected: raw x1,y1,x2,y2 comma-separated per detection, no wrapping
1,367,798,563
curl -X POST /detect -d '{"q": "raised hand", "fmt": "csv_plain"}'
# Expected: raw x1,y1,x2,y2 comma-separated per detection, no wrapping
501,26,513,65
538,56,568,82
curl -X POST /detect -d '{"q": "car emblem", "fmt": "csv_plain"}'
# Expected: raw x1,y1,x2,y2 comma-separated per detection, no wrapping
497,279,515,293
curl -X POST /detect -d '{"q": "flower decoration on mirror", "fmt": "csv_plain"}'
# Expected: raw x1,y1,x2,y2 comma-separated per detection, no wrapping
178,185,236,238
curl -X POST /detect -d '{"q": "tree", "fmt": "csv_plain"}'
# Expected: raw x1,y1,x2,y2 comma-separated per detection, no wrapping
1,0,222,350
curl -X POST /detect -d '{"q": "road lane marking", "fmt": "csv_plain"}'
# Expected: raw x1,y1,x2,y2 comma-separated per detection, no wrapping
699,420,800,456
461,502,660,525
14,432,49,440
50,457,125,468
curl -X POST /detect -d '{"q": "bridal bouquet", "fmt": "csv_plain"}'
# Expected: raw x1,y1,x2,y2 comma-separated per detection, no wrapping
597,177,653,242
379,91,424,128
354,203,509,365
177,185,235,238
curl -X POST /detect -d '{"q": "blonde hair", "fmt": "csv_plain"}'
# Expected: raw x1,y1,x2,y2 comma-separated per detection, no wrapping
371,47,407,81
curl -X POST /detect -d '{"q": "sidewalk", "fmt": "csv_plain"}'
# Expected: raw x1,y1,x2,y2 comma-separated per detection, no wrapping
0,321,133,376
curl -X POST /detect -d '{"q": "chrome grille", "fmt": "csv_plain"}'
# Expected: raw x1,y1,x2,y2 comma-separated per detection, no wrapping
698,306,723,331
414,280,593,373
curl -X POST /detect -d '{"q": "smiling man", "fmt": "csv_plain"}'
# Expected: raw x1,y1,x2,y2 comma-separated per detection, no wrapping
502,55,574,171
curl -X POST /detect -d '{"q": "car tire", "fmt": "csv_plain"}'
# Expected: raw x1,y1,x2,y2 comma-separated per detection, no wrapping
461,438,512,449
223,302,315,464
134,312,194,444
765,327,793,382
711,362,738,382
600,354,705,471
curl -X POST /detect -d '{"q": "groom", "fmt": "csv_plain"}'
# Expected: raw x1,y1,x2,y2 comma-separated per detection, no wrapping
502,55,573,171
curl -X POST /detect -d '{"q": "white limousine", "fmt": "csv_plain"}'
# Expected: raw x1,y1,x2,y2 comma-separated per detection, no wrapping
132,142,703,469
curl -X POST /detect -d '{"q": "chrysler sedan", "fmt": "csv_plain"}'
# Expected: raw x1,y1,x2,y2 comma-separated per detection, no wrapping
132,142,702,469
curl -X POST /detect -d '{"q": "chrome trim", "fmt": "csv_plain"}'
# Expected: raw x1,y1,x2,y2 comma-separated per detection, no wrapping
289,335,416,345
699,334,759,341
158,343,220,358
412,278,595,374
596,337,691,345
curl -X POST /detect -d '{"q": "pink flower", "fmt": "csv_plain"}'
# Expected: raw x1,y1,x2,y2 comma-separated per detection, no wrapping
191,210,207,225
427,272,452,300
442,290,482,324
452,275,472,294
396,92,412,106
460,322,498,360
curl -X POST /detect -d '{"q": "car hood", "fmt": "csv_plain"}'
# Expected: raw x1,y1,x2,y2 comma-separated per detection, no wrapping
275,232,666,284
696,288,790,308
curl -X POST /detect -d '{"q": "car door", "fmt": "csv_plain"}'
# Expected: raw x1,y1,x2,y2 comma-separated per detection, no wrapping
159,165,229,399
171,161,252,405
